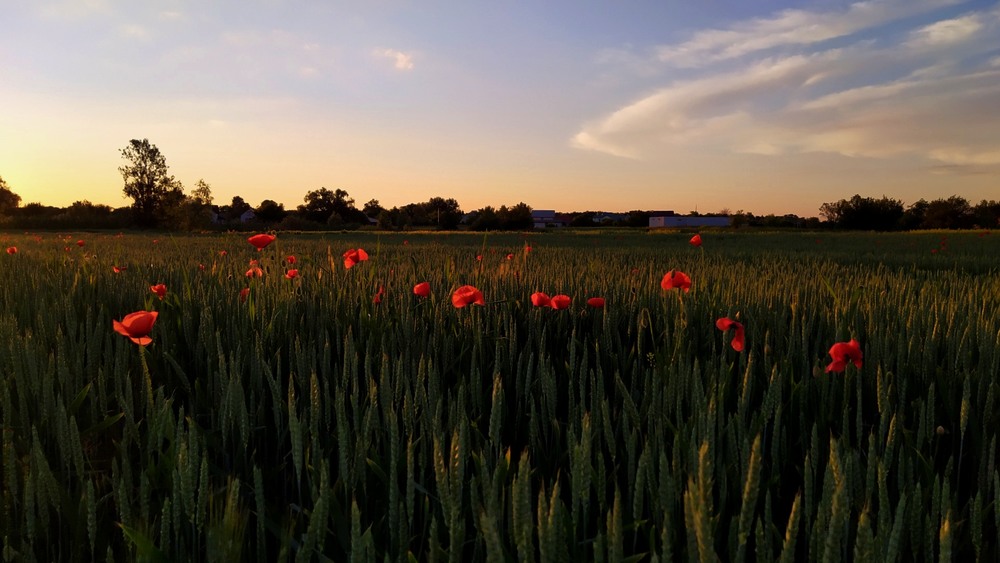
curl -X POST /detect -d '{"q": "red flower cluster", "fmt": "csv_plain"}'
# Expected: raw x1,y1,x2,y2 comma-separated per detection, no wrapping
530,292,573,310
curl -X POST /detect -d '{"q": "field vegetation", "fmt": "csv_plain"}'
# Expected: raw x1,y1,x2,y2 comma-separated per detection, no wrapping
1,229,998,561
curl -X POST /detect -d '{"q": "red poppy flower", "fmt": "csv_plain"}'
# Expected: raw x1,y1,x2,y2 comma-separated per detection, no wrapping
76,240,85,247
285,269,299,279
5,247,16,255
531,292,551,307
403,240,409,245
219,250,228,257
245,259,263,278
198,264,205,271
150,283,167,300
113,265,126,273
343,248,369,269
152,239,159,244
476,255,483,261
248,233,275,251
373,285,385,304
661,270,692,293
506,253,514,260
525,245,532,253
286,255,297,265
113,311,158,346
587,297,605,308
239,287,250,303
452,285,485,308
690,234,702,247
826,339,863,373
715,317,745,352
549,294,571,310
413,281,431,298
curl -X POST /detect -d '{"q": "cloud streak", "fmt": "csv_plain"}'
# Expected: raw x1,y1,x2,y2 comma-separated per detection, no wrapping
374,48,415,70
575,0,1000,172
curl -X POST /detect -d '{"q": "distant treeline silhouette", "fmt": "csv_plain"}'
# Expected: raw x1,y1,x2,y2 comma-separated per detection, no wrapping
2,140,998,232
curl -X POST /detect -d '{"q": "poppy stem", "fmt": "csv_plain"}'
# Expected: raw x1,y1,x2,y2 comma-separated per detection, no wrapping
138,345,154,413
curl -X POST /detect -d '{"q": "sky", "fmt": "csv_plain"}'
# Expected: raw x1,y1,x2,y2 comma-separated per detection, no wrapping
1,0,998,218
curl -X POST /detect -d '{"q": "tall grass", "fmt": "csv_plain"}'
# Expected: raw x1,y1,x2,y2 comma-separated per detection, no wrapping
0,229,998,561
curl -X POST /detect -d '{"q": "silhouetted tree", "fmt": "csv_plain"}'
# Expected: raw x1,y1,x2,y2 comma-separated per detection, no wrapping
498,202,533,230
900,199,929,230
569,212,597,227
119,139,181,227
0,175,21,215
973,199,1000,228
190,179,213,206
469,206,500,231
924,196,973,229
255,200,287,224
819,195,903,230
624,210,650,227
299,187,367,225
363,199,385,218
426,197,463,229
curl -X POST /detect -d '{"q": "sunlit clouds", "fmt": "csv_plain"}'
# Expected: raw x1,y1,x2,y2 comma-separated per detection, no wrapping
574,0,1000,175
373,48,415,70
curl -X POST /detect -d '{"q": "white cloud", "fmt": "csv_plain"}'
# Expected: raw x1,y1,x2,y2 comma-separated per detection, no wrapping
373,48,415,70
37,0,110,19
575,1,1000,173
119,23,150,40
655,0,962,67
158,10,183,21
906,14,984,47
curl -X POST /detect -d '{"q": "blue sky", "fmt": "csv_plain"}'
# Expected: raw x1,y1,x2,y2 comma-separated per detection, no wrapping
1,0,998,217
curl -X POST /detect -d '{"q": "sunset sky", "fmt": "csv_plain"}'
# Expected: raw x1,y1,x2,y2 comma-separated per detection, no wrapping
1,0,998,218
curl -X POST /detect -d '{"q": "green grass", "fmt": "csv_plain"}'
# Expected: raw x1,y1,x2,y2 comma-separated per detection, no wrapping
1,229,998,561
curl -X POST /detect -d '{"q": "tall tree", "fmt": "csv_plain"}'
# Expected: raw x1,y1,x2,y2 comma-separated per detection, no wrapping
298,187,367,225
255,199,287,224
0,175,22,215
190,179,213,206
119,139,180,226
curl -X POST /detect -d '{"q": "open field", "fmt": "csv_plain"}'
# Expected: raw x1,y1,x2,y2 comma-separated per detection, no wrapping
1,229,999,561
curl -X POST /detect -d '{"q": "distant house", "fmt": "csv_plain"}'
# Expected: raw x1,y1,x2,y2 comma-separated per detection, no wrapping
649,215,730,228
593,212,627,224
209,209,257,224
532,210,568,228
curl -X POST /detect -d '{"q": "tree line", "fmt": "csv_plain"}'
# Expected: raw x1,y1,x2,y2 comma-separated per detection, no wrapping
2,139,998,231
819,194,1000,231
0,139,538,232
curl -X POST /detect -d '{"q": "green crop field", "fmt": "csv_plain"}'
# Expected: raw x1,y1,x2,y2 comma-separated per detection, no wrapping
1,229,999,562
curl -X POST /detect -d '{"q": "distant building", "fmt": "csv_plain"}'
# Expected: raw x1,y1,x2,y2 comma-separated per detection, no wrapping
209,209,257,224
649,215,730,228
531,210,568,228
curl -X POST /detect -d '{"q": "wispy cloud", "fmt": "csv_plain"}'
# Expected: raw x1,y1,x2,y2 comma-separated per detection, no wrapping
655,0,962,67
575,0,1000,173
373,48,415,70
